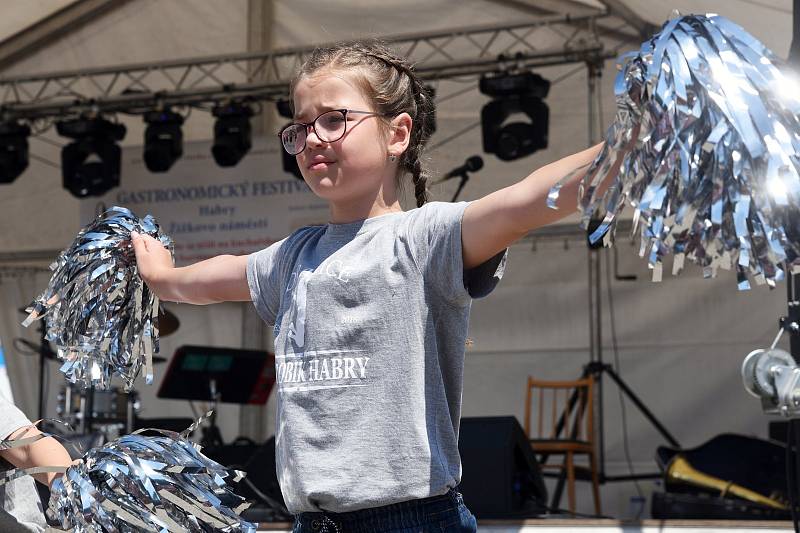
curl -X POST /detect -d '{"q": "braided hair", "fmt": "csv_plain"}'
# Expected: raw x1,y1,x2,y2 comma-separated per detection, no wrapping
290,41,435,207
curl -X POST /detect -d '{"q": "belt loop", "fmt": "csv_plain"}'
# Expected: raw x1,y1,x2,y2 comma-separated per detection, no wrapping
321,514,341,533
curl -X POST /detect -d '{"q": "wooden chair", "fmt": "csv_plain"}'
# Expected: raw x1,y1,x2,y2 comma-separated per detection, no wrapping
524,375,601,515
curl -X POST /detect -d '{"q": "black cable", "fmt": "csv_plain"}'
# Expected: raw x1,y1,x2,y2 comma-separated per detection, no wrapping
436,84,478,104
787,419,799,532
795,420,800,533
550,64,586,86
42,354,49,419
221,453,291,517
733,0,791,14
188,400,199,419
543,504,612,520
29,153,61,169
240,476,290,515
31,135,64,148
604,249,645,513
428,121,481,151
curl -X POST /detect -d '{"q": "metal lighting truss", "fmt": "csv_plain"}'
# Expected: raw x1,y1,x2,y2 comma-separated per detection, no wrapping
0,12,614,121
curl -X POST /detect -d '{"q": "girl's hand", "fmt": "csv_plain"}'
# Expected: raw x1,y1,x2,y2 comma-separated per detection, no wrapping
131,232,174,292
131,232,250,304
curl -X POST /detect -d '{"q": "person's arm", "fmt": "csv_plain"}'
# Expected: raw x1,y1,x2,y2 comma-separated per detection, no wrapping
131,232,250,304
0,425,73,488
462,142,615,269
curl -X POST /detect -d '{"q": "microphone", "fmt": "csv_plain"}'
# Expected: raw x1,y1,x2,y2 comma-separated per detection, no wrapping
433,155,484,184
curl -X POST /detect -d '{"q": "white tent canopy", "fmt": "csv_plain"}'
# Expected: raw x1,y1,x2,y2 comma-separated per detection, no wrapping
0,0,794,518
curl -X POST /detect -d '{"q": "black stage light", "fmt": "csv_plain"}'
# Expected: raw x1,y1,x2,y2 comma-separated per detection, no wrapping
0,121,31,184
144,110,184,172
282,145,303,181
275,98,293,119
212,103,253,167
479,71,550,161
57,117,126,198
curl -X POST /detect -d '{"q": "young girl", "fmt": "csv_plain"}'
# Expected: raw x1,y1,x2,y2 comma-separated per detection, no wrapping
132,41,611,532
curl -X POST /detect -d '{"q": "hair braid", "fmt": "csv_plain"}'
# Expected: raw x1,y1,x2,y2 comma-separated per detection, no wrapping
410,159,428,207
369,53,435,207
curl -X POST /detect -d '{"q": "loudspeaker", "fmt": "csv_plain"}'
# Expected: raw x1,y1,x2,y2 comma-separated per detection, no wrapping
458,416,547,518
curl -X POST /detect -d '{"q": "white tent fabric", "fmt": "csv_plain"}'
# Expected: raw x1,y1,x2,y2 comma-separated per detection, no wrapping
0,0,795,518
0,0,74,42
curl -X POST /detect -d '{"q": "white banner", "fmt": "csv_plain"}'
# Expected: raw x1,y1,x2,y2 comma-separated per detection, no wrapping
80,137,328,265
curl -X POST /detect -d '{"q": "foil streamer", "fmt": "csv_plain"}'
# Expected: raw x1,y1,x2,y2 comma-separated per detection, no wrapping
23,206,172,390
0,414,255,532
548,13,800,290
48,423,255,532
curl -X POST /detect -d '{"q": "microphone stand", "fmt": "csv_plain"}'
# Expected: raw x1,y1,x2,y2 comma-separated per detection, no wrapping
451,171,471,202
546,221,679,511
37,322,47,420
201,378,224,448
435,156,483,202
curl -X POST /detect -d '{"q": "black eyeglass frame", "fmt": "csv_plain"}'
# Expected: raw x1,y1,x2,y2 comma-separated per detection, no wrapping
277,108,387,155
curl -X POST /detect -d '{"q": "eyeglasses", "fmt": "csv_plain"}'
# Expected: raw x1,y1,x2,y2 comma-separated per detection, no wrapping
278,109,385,155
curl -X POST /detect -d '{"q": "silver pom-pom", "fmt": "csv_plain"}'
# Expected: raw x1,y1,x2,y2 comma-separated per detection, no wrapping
0,415,255,532
549,13,800,290
23,206,172,389
46,418,255,533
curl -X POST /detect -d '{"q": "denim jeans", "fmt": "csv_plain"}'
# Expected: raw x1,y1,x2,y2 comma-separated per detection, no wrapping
292,489,477,533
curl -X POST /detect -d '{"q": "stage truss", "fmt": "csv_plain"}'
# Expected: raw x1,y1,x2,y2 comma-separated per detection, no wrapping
0,12,617,120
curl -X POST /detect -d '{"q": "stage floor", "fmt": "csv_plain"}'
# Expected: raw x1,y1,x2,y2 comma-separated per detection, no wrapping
256,519,796,532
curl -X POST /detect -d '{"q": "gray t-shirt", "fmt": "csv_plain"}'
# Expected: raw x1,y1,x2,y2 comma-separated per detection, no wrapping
0,396,47,532
247,201,506,514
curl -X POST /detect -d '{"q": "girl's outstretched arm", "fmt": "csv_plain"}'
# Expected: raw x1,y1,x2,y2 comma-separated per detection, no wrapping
461,142,609,269
131,232,250,304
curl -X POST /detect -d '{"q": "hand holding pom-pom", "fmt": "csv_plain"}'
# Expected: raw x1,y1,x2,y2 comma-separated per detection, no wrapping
131,231,176,297
24,206,173,390
550,13,800,290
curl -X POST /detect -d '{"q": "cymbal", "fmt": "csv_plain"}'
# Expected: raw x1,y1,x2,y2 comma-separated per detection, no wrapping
157,308,180,337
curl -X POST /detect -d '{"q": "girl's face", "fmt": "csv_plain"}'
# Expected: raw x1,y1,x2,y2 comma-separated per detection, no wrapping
292,71,394,207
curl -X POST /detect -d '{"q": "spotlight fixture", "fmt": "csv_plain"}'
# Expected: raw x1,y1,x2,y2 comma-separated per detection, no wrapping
0,121,30,184
275,98,293,119
479,71,550,161
211,103,253,167
144,109,184,172
57,117,126,198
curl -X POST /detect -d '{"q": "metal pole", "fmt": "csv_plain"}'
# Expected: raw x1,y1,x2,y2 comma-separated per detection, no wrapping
38,324,46,420
587,59,607,480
